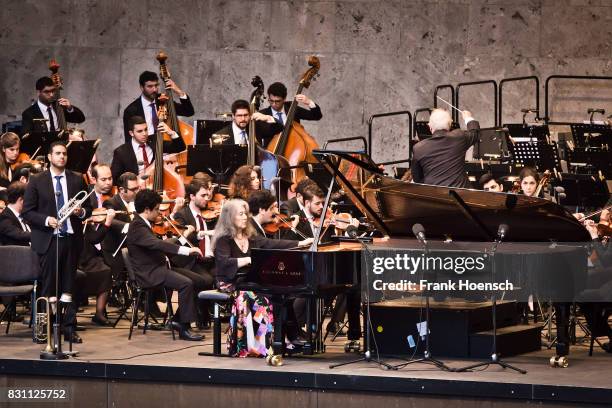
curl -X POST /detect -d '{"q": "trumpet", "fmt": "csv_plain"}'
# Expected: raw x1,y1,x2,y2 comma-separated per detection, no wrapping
58,189,95,224
34,297,56,353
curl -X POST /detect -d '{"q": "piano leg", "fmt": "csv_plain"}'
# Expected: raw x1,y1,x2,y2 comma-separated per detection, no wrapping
270,295,286,358
554,302,571,356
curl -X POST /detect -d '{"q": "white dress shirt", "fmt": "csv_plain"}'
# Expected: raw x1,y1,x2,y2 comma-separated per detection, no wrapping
37,100,57,131
131,138,153,174
232,122,248,145
47,170,74,234
190,205,213,258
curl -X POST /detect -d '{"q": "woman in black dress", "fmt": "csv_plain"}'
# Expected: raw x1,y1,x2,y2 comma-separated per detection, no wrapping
212,198,312,356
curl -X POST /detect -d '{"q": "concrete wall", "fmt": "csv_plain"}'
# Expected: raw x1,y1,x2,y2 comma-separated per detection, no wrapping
0,0,610,164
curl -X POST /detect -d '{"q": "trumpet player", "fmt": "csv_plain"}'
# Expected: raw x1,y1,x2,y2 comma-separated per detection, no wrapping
23,141,92,344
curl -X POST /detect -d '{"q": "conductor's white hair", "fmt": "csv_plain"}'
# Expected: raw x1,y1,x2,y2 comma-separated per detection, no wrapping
428,109,452,132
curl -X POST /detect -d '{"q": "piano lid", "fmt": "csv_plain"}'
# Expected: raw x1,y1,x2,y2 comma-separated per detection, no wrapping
313,150,591,242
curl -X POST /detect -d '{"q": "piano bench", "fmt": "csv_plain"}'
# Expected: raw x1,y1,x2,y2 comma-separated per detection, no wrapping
198,290,233,357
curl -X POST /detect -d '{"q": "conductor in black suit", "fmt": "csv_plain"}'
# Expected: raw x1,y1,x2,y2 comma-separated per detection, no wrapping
0,182,31,246
122,71,194,144
215,99,283,147
22,141,92,343
259,82,322,129
126,189,203,341
411,109,480,188
111,116,186,185
21,77,85,135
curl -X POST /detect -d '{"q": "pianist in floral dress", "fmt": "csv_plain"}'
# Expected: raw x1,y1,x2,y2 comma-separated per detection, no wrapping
211,198,312,357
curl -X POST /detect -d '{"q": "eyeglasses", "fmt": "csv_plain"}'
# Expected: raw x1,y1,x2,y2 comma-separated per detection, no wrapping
268,98,284,104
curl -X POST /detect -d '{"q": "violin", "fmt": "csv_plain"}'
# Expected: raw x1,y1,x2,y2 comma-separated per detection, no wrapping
263,213,298,235
85,208,131,224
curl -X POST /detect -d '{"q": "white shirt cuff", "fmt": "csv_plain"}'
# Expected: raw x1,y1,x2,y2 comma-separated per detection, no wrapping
177,246,190,256
45,216,51,227
170,131,179,139
180,94,187,99
308,101,316,109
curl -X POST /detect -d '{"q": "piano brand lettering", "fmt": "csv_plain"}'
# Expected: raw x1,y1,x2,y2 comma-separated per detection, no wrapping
371,254,486,275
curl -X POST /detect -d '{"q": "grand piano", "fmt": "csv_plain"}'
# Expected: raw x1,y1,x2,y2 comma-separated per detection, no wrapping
241,150,591,359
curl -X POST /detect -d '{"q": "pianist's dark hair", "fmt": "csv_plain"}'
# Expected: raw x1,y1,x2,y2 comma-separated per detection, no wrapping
139,71,159,86
247,189,275,215
6,181,26,204
35,76,54,91
211,198,255,251
231,99,250,114
134,188,162,213
301,184,324,203
267,82,287,99
518,167,540,183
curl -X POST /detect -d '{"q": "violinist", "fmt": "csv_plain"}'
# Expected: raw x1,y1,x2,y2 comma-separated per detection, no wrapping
518,167,539,197
281,184,334,243
122,71,194,144
215,99,282,146
88,164,114,208
126,189,203,341
227,165,261,200
280,177,316,216
111,116,185,184
248,189,292,237
259,82,322,128
0,182,31,246
0,132,22,187
479,173,503,192
21,76,85,135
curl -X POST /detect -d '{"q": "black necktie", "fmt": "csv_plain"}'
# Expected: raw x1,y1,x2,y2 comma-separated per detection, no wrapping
47,106,56,132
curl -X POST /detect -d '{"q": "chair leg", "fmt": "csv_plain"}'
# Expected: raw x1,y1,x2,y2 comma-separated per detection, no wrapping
4,299,16,335
143,291,150,335
164,289,176,341
129,290,141,340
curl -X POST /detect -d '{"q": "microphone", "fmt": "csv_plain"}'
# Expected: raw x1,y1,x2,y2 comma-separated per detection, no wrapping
497,223,509,241
346,225,359,239
588,108,605,114
412,223,427,245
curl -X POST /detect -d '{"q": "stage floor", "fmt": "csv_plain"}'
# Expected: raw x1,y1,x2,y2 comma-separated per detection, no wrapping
2,305,612,407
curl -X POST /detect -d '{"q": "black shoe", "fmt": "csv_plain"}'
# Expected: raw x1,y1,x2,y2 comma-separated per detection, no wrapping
64,332,83,344
179,327,204,341
75,325,87,332
91,315,113,327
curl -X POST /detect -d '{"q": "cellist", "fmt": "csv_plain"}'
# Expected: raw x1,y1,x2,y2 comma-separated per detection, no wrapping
122,71,194,144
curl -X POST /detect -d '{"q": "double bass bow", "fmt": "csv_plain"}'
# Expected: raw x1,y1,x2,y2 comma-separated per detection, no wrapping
266,56,321,193
156,51,194,171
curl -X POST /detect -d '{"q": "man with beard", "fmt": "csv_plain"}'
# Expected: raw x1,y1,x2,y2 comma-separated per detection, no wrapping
122,71,194,144
216,99,283,146
21,77,85,135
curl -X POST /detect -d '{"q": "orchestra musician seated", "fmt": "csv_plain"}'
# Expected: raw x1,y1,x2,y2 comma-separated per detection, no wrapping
126,189,203,341
227,165,261,200
211,198,312,355
0,182,31,246
280,177,316,216
518,167,539,198
111,115,186,185
21,76,85,135
0,132,22,188
215,99,282,146
11,162,42,185
247,189,290,237
122,70,194,145
479,173,504,192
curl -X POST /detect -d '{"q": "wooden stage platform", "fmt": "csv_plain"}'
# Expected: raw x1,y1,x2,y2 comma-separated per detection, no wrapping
1,309,612,408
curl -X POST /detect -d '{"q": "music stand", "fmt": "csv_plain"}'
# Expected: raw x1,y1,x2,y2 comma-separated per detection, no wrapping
570,124,612,148
473,128,510,160
20,130,65,158
186,144,247,186
66,140,100,174
505,123,550,143
509,140,561,172
194,119,231,145
552,174,609,209
566,147,612,179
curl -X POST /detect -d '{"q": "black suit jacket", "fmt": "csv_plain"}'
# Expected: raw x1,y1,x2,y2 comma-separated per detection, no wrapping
279,197,300,216
122,95,195,144
101,195,131,257
281,209,334,243
0,207,31,246
216,121,284,147
126,215,184,288
22,170,92,255
110,135,186,184
411,120,480,188
259,102,322,125
21,102,85,135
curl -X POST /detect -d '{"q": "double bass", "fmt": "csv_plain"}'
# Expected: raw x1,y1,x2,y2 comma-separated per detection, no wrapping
266,56,321,193
48,59,68,133
144,95,186,199
248,76,291,194
156,51,194,171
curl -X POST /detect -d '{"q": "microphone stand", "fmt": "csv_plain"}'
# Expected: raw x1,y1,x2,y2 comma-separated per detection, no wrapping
454,229,527,374
394,235,451,371
329,230,396,370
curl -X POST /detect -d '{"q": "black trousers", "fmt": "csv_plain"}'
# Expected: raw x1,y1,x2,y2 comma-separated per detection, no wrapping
173,266,214,324
160,267,197,324
39,235,79,329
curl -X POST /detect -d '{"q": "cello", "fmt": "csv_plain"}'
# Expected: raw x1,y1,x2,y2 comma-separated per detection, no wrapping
156,51,194,171
265,56,320,192
48,59,68,134
248,76,291,194
144,94,186,200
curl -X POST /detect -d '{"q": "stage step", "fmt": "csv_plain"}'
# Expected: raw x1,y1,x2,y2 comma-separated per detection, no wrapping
469,324,543,358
